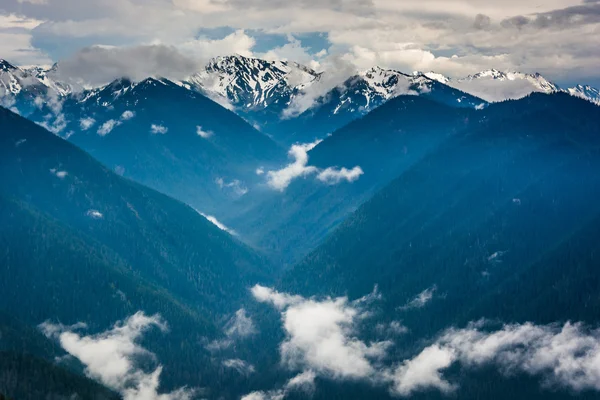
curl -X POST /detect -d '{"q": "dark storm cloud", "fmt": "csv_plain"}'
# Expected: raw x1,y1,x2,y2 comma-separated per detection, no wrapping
55,44,200,87
501,2,600,29
473,14,491,30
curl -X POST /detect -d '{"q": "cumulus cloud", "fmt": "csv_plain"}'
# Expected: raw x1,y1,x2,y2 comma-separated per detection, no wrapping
98,119,121,136
398,285,437,311
39,312,194,400
317,166,364,184
150,124,168,134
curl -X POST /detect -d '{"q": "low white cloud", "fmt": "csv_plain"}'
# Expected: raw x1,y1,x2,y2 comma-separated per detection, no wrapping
449,75,556,102
86,209,104,219
80,117,96,130
266,140,364,190
39,312,194,400
317,166,364,185
252,284,600,398
196,125,213,138
256,167,265,176
223,359,256,375
251,285,390,380
389,321,600,397
150,124,168,134
98,119,121,136
121,110,135,120
389,344,456,397
250,285,304,310
398,285,437,311
266,140,321,191
49,168,68,179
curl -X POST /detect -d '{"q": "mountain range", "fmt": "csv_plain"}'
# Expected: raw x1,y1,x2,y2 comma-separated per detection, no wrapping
2,51,600,400
2,55,599,143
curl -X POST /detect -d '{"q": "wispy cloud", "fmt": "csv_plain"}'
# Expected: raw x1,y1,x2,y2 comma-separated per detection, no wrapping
398,285,437,311
223,359,256,375
197,211,237,236
224,308,257,338
216,177,248,197
39,312,194,400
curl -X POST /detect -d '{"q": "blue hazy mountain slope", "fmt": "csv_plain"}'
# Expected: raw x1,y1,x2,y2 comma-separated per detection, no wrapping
268,93,600,399
228,95,472,265
0,106,273,396
28,77,286,217
283,92,600,330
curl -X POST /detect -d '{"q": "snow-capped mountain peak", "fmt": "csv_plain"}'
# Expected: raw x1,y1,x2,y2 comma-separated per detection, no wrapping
24,63,73,96
184,54,319,111
567,84,600,106
0,59,17,72
461,69,559,92
416,71,451,85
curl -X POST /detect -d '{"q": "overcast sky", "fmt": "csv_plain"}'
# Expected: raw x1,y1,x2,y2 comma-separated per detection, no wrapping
1,0,599,87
